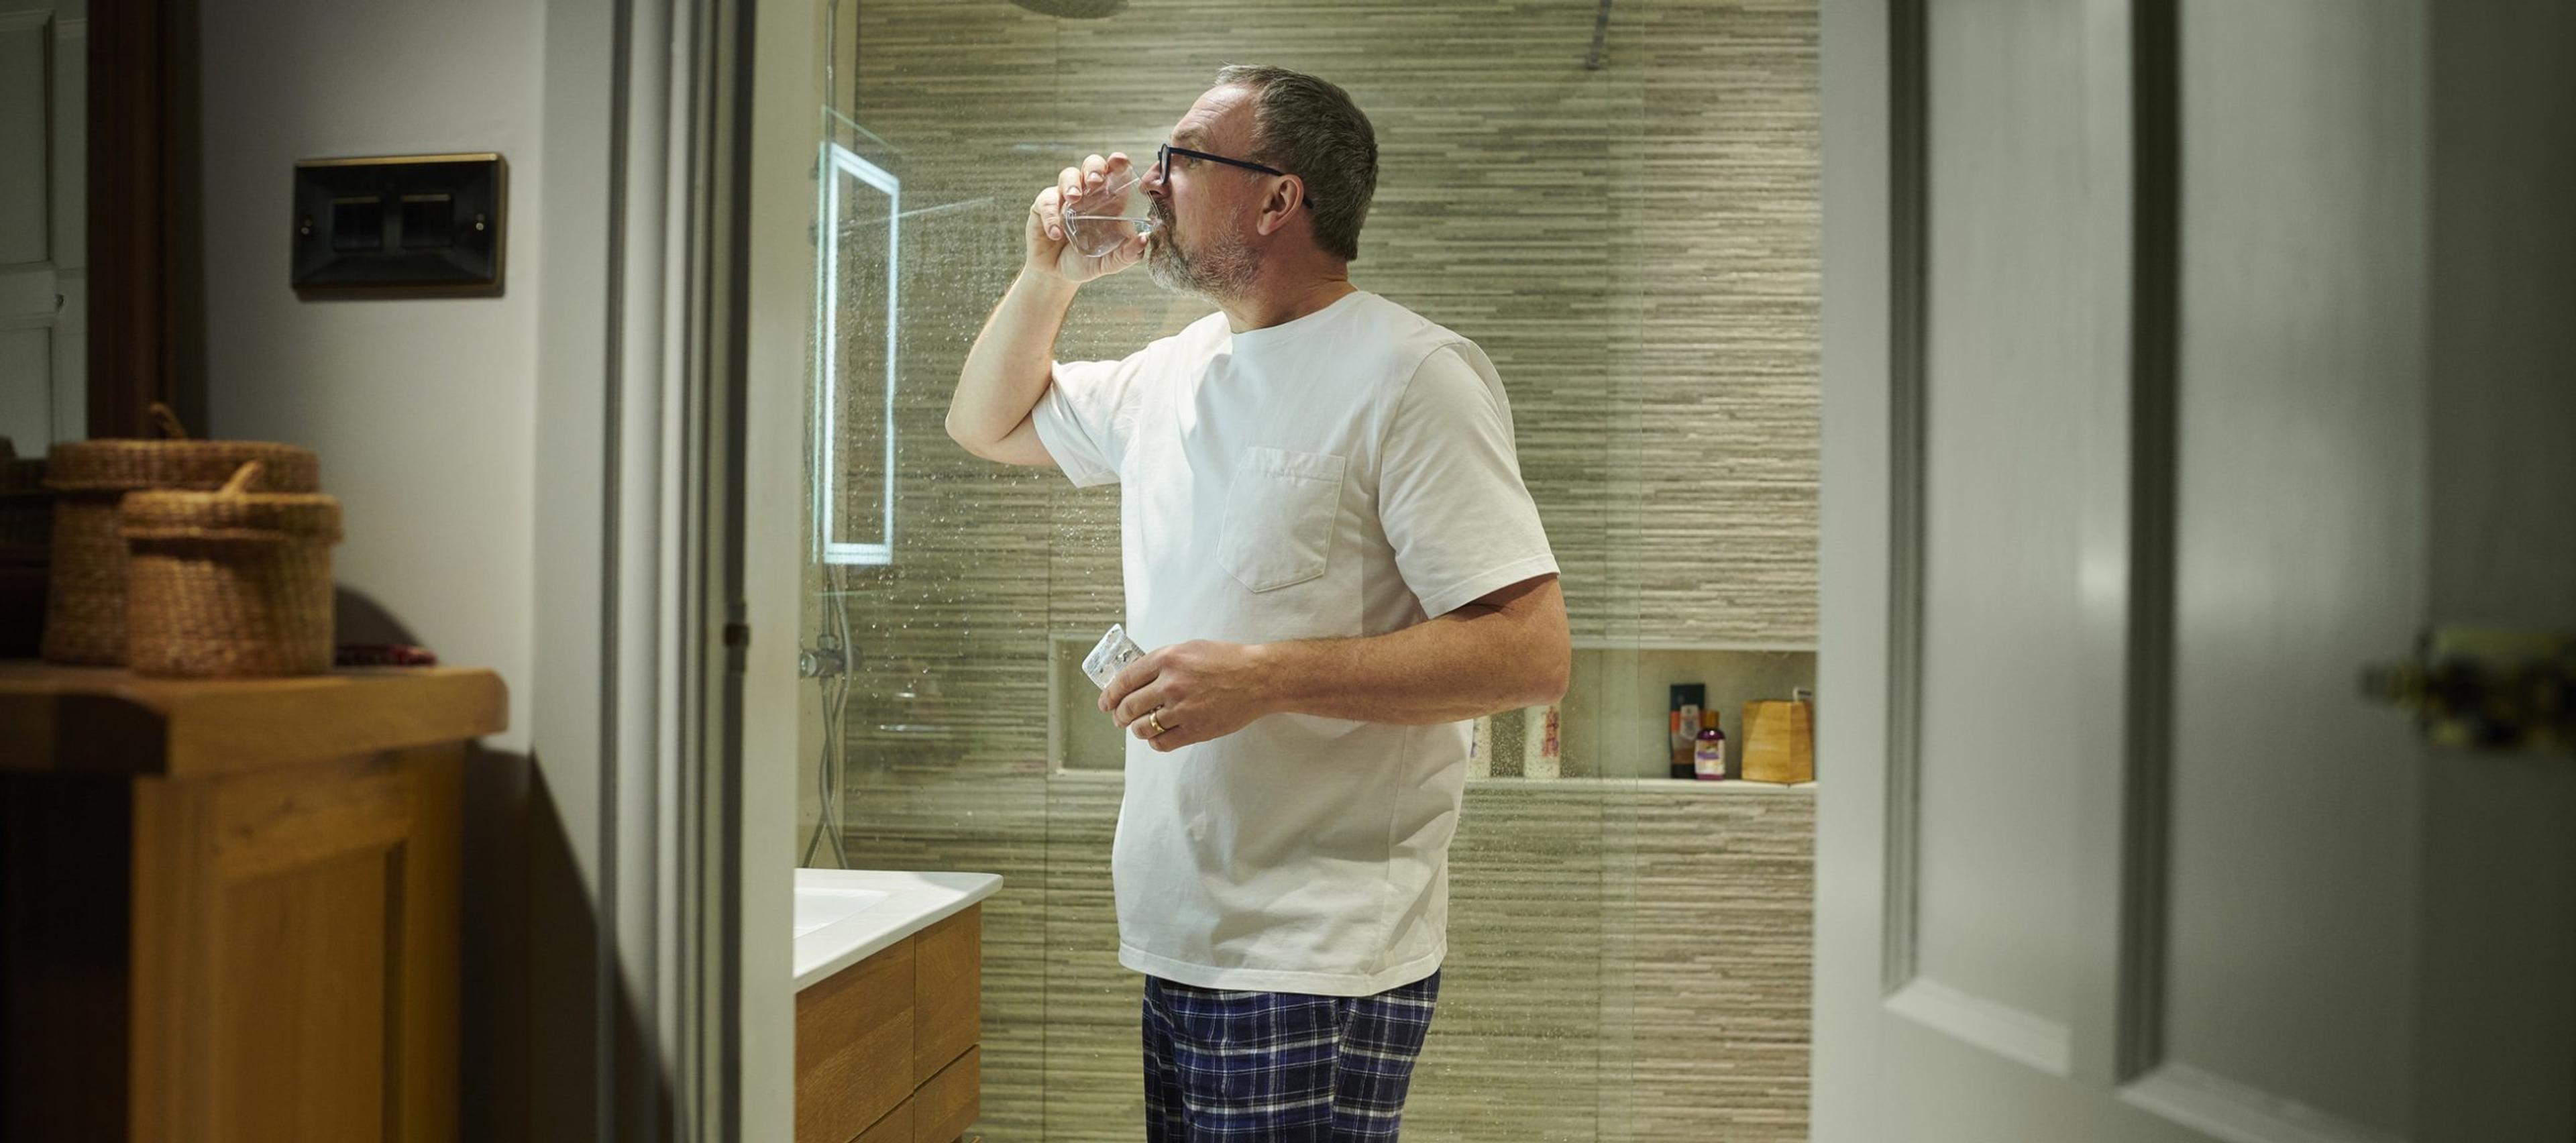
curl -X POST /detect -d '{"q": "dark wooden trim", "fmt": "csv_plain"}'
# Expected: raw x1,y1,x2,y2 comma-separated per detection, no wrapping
0,774,134,1142
87,0,201,439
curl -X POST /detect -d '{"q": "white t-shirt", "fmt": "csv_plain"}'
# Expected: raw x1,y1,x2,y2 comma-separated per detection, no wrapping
1031,288,1559,996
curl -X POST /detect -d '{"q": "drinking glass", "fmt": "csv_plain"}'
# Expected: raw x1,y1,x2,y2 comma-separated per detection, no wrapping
1061,166,1155,257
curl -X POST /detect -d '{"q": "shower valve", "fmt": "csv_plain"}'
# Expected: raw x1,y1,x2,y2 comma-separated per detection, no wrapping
799,633,847,679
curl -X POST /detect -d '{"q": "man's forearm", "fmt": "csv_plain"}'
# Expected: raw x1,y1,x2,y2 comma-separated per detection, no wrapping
947,266,1080,449
1255,598,1570,725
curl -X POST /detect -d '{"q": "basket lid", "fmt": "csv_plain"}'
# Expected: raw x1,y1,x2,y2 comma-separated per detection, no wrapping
121,461,342,544
44,405,320,493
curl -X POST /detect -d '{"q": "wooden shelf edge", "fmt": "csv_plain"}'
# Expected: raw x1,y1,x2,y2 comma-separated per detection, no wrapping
0,664,508,776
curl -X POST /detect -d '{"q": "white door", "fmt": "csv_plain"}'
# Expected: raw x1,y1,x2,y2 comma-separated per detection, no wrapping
0,0,82,452
1814,1,2575,1141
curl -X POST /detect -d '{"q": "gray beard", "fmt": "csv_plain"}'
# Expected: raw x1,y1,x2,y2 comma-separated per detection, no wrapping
1146,213,1260,299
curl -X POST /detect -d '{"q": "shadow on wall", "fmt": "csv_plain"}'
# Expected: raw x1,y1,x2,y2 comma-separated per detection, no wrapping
333,588,425,650
520,757,684,1138
474,738,671,1140
330,586,660,1139
468,742,535,1143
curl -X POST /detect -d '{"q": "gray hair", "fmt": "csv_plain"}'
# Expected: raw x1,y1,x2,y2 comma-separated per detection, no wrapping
1212,64,1378,262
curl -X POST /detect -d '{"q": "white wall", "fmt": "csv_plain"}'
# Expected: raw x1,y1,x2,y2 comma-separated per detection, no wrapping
194,3,604,1139
196,0,541,747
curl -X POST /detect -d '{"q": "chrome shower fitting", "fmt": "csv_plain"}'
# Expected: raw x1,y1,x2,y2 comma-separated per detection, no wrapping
800,632,847,679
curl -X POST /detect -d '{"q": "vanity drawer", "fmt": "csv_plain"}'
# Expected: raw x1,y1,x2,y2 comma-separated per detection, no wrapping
843,1044,975,1143
913,1045,981,1143
795,938,915,1143
796,902,985,1143
853,1099,911,1143
912,908,981,1085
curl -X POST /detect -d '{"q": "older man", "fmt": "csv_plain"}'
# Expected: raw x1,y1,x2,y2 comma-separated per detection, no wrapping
945,64,1569,1141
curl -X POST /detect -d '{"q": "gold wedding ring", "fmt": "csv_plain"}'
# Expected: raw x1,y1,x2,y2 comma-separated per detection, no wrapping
1146,708,1167,737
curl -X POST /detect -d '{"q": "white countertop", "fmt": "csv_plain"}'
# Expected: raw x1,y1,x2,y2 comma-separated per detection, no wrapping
793,868,1003,992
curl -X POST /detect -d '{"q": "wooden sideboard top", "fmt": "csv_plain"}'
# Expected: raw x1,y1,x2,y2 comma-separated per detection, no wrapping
0,662,507,777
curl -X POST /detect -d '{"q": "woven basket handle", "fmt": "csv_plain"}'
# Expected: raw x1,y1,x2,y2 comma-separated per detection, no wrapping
148,402,191,441
219,461,264,496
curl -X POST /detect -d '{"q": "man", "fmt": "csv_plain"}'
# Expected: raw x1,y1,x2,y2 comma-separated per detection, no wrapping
944,64,1569,1141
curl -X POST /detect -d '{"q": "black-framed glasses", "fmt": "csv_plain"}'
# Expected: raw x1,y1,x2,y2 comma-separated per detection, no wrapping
1157,142,1287,184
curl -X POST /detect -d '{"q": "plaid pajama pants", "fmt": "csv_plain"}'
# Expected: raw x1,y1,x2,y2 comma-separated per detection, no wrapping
1140,971,1443,1141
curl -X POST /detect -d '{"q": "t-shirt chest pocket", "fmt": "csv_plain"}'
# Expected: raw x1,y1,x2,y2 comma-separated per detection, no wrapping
1217,447,1348,593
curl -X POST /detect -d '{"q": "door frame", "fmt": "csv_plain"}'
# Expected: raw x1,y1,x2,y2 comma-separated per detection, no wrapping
83,0,196,436
1811,0,1902,1128
531,0,767,1136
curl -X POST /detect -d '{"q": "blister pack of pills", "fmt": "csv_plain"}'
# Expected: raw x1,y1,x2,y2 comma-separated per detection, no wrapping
1081,623,1146,690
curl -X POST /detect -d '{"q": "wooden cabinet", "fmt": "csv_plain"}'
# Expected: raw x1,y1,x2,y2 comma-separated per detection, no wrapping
796,907,983,1143
0,664,506,1142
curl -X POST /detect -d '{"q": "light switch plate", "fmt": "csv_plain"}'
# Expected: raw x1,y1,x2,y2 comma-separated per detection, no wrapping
291,153,505,296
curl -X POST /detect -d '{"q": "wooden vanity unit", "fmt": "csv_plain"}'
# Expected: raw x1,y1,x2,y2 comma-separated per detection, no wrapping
0,663,506,1142
796,905,984,1143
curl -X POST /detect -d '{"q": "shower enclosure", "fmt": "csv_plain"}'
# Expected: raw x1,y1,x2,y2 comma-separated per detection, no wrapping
759,1,1821,1138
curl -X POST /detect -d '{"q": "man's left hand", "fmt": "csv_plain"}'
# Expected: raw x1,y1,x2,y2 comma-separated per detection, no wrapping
1101,639,1277,752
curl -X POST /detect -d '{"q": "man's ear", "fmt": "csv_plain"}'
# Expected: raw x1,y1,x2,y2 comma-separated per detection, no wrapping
1257,176,1305,237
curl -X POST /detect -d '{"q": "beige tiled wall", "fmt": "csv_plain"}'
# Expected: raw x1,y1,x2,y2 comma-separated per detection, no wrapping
806,0,1821,777
839,773,1813,1143
802,0,1817,652
799,0,1819,1138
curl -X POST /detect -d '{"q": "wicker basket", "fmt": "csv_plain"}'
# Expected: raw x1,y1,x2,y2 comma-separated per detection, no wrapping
43,406,322,665
121,461,342,677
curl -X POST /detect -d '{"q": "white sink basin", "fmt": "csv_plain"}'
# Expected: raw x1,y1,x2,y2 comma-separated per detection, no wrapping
792,868,1002,991
792,887,890,938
